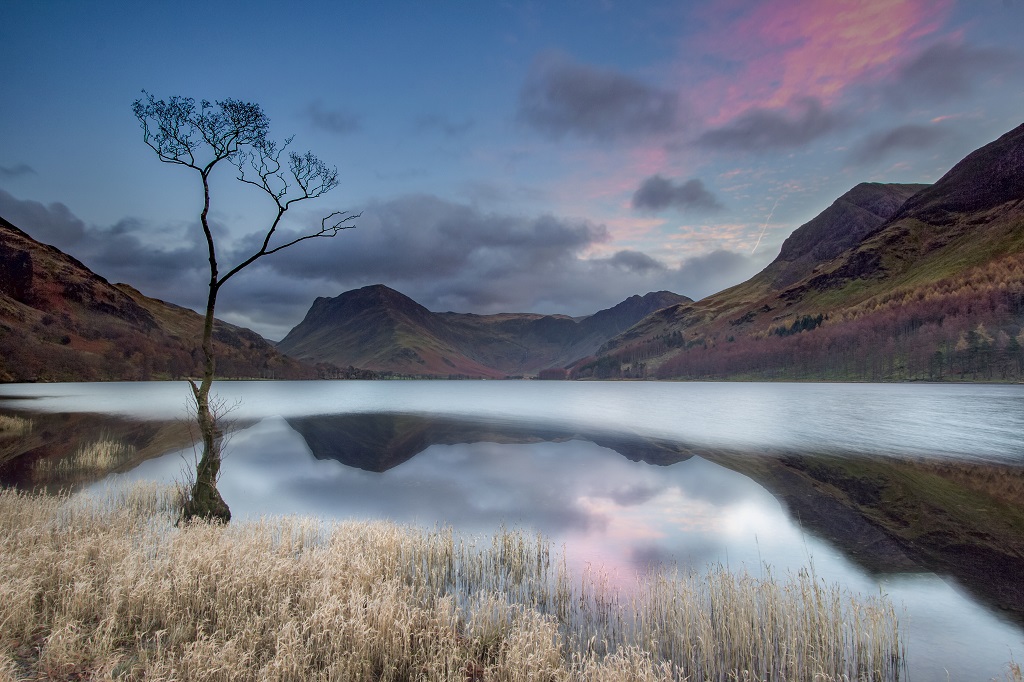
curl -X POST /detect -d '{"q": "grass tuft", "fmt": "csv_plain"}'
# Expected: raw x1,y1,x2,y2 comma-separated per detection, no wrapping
0,483,907,681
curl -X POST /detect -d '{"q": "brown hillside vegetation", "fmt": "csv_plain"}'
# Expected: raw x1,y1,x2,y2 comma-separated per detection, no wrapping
0,217,313,382
575,123,1024,381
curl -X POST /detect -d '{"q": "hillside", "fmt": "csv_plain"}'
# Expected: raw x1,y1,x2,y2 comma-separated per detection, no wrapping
278,285,690,378
0,217,314,382
576,123,1024,381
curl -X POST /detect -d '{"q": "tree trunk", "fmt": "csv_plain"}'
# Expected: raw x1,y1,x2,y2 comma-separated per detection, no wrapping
181,276,231,523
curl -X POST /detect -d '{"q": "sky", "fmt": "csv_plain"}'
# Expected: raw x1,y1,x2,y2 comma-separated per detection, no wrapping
2,0,1023,340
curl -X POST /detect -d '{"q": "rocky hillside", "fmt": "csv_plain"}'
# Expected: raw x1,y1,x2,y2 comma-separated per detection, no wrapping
278,285,690,378
576,123,1024,381
0,217,314,382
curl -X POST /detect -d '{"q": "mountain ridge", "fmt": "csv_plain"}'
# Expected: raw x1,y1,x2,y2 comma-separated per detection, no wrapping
278,284,692,378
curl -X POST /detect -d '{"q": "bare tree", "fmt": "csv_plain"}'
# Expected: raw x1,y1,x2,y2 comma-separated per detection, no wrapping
132,92,356,522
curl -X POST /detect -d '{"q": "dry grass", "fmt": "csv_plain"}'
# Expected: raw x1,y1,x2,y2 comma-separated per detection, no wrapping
33,436,136,481
0,414,32,437
1005,657,1023,682
0,484,906,681
906,458,1024,508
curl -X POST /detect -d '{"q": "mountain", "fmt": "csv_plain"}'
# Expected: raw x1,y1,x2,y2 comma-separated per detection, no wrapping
761,182,928,289
0,217,314,382
576,123,1024,381
277,285,691,378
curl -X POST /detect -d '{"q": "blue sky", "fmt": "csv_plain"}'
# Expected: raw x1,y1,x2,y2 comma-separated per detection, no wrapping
2,0,1023,339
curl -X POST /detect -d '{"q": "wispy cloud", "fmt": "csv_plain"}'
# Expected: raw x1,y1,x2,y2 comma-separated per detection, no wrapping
692,0,949,119
847,123,951,165
518,51,682,141
0,163,36,180
885,41,1020,107
306,101,361,135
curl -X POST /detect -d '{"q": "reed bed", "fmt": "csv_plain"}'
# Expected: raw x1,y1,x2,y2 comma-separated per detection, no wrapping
32,437,137,480
0,484,905,681
0,414,32,437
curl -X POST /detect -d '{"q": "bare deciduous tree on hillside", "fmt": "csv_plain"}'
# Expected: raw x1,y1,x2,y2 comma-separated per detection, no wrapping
132,92,357,522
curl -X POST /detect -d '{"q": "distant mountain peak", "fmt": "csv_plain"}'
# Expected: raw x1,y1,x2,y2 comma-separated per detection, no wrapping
278,285,690,378
765,182,928,288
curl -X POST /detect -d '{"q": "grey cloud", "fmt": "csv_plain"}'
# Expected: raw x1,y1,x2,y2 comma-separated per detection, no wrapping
259,196,764,320
630,544,679,571
671,250,762,301
0,163,36,180
518,51,681,140
257,194,687,315
697,98,844,151
848,124,950,165
415,114,474,137
888,42,1019,106
0,189,87,249
306,101,361,135
601,249,666,273
261,194,608,286
632,175,723,212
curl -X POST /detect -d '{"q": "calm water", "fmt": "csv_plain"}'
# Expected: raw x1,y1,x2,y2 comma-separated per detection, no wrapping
2,380,1023,680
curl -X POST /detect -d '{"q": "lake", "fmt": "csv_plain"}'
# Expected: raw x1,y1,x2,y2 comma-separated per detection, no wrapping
2,380,1023,680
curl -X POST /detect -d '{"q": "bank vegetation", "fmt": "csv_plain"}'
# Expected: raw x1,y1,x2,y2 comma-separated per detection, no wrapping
0,484,908,681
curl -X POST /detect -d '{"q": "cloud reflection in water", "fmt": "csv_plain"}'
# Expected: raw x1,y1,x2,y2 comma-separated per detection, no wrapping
209,413,793,578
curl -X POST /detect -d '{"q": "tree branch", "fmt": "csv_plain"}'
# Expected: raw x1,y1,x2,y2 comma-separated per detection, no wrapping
218,211,359,286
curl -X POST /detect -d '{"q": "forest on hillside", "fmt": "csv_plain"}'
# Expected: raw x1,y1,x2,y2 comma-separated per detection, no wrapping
574,254,1024,382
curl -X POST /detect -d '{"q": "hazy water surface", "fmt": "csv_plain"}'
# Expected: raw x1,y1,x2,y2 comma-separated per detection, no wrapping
3,380,1023,461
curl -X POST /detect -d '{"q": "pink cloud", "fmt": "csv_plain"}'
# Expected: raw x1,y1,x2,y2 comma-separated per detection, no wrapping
692,0,952,123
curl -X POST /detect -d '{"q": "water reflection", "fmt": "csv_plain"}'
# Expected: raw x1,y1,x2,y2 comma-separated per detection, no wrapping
0,409,194,491
284,412,695,472
214,415,791,577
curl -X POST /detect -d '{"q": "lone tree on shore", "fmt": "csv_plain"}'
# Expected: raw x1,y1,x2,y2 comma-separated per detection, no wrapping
132,92,356,522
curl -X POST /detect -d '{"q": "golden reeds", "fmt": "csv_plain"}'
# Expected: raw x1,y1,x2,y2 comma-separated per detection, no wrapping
0,483,907,681
32,436,136,480
0,414,31,437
